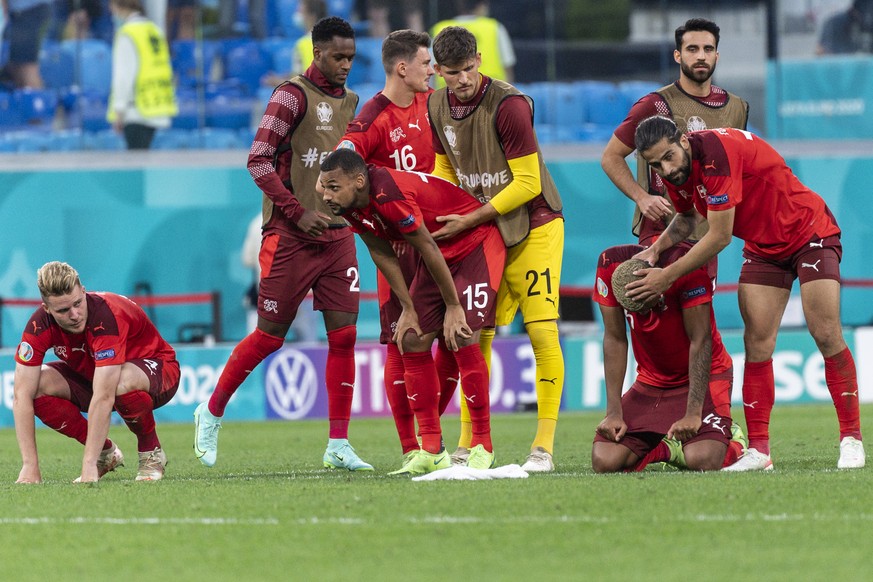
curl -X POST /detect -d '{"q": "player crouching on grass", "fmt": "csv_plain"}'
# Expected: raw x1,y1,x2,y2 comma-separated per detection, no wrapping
318,148,505,474
13,261,179,483
591,245,745,472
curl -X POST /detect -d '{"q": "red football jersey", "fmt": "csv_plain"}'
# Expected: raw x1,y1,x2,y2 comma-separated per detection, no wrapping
666,128,840,259
346,166,492,262
15,292,176,380
338,91,435,172
593,245,731,388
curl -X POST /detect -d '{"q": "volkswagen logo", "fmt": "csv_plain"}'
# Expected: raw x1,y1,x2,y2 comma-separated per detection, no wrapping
265,348,318,420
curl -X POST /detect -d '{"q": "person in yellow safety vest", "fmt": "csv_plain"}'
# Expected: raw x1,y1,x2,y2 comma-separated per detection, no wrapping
107,0,177,150
430,0,515,86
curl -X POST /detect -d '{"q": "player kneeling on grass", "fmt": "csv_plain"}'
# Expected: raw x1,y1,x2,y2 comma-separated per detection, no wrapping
591,245,744,473
13,262,179,483
318,149,505,474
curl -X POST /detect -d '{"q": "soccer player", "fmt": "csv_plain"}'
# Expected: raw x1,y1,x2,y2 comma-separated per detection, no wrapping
13,261,179,483
427,26,564,472
317,148,506,474
601,17,748,247
193,17,373,472
336,29,460,465
592,245,742,473
629,116,865,470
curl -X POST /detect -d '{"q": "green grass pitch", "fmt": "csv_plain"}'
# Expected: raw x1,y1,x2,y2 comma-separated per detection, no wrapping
2,404,873,581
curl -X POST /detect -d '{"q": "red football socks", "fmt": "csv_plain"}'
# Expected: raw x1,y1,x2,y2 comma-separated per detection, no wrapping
453,345,492,452
326,325,356,439
742,359,775,455
32,396,101,447
384,342,418,454
209,328,284,416
825,347,862,440
435,338,461,415
115,391,160,452
401,350,442,453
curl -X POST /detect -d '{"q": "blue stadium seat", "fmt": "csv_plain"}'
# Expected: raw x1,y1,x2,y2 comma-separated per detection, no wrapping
618,80,661,109
261,37,294,74
200,127,246,149
47,130,86,151
224,41,272,94
347,37,383,86
350,83,381,108
576,80,626,127
552,82,587,129
0,91,23,129
152,128,197,150
11,130,54,152
171,92,202,130
205,95,256,129
172,40,221,89
273,0,304,38
62,39,113,94
516,83,552,127
39,43,76,90
14,89,58,126
326,0,353,19
84,129,125,151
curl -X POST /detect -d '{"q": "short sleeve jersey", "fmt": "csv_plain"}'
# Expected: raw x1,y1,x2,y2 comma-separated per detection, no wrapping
667,129,840,259
14,292,176,380
593,245,731,388
338,91,435,172
345,166,490,262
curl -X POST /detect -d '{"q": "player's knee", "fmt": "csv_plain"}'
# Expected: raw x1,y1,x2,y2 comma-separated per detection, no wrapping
526,320,559,351
591,446,624,474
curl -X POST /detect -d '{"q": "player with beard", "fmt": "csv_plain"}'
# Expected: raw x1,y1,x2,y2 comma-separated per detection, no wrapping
318,148,506,474
592,245,740,473
601,18,749,248
628,116,864,471
335,30,461,469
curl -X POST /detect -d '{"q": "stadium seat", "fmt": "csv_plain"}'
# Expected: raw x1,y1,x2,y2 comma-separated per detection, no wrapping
552,82,587,129
576,80,626,127
83,129,125,151
62,39,113,94
618,80,662,109
14,89,58,126
172,40,221,89
39,43,76,90
261,38,294,74
171,93,202,130
347,37,383,86
224,42,272,94
349,82,381,107
0,91,23,129
152,128,196,150
205,95,256,129
273,0,302,38
10,130,54,152
199,127,246,149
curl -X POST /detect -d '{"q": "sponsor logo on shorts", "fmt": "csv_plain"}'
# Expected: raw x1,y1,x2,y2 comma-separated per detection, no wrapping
95,348,116,361
682,286,707,299
397,214,416,228
265,348,318,420
596,277,609,298
707,193,729,205
17,342,34,362
336,140,356,151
